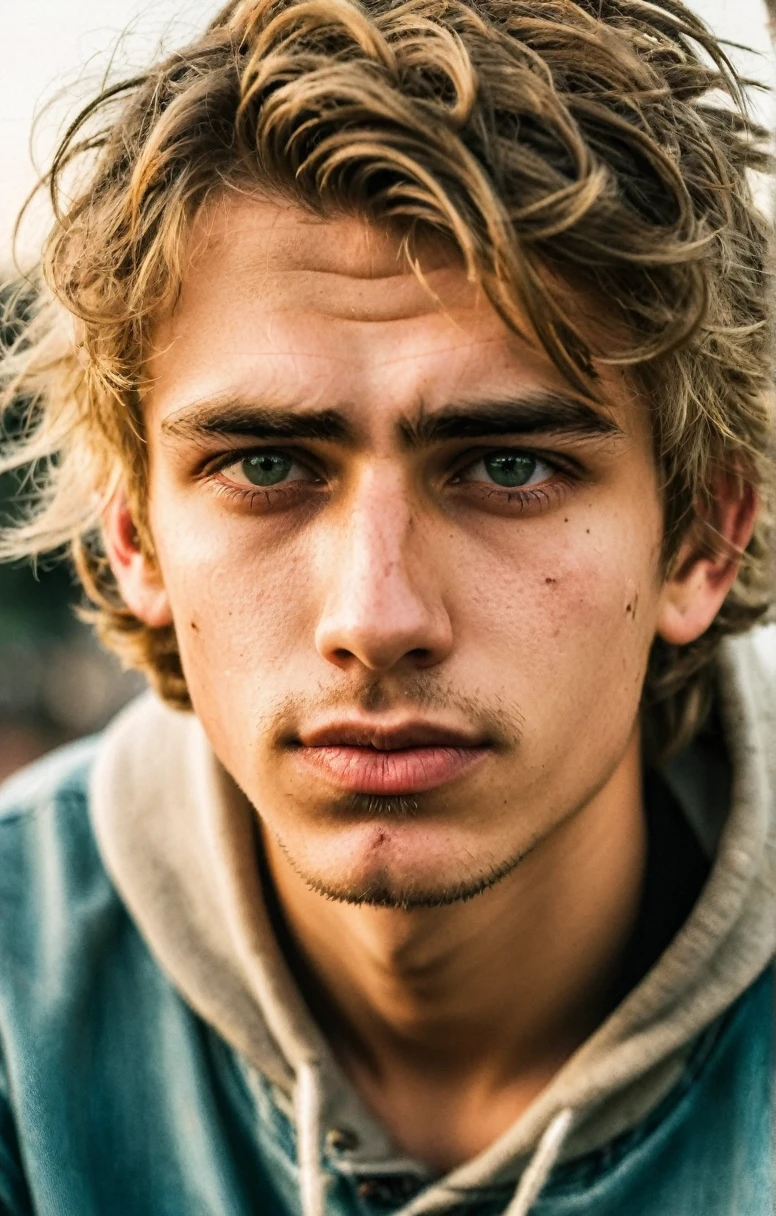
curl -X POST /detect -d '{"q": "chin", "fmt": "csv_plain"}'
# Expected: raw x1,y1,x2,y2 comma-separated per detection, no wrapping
273,817,530,910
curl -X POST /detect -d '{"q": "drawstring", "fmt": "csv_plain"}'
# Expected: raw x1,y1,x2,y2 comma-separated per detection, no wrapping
296,1060,326,1216
503,1108,575,1216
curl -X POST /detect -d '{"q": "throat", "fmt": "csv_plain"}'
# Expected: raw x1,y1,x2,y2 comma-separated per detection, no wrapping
261,826,644,1173
341,1055,571,1173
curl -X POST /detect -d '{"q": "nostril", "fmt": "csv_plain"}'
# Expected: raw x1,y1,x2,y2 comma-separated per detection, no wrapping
408,647,431,660
332,647,355,663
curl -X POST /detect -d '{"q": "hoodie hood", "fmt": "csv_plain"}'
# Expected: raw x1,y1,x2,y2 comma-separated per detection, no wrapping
89,626,776,1216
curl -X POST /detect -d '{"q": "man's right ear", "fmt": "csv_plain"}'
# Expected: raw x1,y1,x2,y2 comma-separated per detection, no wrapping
102,492,173,628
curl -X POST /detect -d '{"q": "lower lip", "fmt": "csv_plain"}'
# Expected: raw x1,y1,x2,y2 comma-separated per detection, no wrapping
293,745,490,794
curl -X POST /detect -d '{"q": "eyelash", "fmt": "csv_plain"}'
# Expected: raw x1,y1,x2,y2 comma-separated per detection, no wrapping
205,447,579,513
210,479,313,512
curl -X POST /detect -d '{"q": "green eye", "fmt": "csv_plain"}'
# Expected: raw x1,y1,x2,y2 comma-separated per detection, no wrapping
242,452,294,486
483,452,537,487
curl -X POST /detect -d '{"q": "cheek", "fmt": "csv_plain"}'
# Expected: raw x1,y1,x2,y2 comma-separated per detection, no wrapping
149,497,311,714
545,561,657,707
461,509,662,747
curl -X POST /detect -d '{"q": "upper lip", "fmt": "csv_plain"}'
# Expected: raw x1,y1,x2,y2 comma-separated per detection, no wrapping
298,720,488,750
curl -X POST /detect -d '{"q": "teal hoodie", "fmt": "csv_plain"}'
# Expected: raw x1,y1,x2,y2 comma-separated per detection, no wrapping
1,628,776,1215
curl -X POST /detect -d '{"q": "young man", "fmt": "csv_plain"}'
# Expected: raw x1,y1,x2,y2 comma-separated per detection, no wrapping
1,0,774,1212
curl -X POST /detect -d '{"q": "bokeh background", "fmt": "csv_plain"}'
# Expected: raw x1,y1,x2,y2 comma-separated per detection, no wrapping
0,0,774,780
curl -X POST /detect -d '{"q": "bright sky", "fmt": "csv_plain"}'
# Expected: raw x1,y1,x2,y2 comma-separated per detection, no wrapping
1,0,773,264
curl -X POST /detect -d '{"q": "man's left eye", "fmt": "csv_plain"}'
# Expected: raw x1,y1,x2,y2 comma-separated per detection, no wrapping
458,451,554,488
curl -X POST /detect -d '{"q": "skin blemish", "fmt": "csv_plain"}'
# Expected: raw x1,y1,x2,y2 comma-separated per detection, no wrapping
190,620,199,631
545,577,557,585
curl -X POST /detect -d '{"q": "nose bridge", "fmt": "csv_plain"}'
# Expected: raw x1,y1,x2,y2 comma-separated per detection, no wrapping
353,464,414,588
315,463,452,671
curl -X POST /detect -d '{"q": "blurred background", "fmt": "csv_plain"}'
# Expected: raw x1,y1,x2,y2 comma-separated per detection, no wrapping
0,0,774,781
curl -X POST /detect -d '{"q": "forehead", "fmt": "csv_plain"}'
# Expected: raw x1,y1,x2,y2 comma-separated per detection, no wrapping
145,194,638,436
175,193,471,315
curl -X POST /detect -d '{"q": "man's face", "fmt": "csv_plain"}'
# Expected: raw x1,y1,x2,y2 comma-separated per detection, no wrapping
139,196,665,907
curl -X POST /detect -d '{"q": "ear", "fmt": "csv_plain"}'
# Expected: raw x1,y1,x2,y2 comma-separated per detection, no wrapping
102,490,172,628
656,480,758,646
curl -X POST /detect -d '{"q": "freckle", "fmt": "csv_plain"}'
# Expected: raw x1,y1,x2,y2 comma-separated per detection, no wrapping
586,528,590,534
190,620,199,631
625,603,632,615
564,517,569,523
545,577,556,585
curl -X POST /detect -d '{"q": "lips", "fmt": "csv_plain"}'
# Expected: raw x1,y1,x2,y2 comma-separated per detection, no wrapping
292,719,490,794
300,720,484,750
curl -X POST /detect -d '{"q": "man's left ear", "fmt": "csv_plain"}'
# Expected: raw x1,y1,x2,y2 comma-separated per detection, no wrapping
656,479,758,646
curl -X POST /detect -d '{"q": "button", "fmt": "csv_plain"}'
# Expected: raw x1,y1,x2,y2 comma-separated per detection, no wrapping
356,1176,422,1204
357,1180,383,1202
325,1126,360,1153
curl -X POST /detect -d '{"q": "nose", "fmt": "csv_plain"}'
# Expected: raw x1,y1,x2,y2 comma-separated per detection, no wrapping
314,469,454,674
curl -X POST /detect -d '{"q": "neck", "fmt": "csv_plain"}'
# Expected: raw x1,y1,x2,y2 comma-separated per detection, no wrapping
263,732,647,1170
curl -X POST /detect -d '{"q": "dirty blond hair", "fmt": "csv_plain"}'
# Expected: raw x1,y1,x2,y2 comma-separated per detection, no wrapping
1,0,774,761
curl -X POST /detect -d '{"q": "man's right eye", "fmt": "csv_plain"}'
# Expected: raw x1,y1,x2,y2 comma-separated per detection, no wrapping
218,450,310,487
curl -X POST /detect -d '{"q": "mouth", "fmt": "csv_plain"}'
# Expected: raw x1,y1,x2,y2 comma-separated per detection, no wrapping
290,720,491,795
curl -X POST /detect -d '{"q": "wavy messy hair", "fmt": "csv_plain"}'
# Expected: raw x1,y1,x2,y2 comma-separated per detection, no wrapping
1,0,774,761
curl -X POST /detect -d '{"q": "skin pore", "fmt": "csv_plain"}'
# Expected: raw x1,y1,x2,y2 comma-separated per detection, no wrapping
105,196,756,1171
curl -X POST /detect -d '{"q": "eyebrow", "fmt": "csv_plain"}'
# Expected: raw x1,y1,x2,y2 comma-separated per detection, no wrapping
160,402,351,444
401,394,623,445
159,391,623,448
